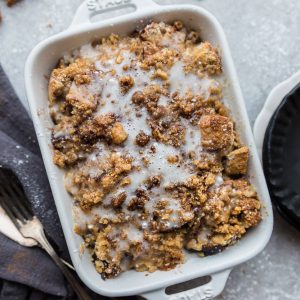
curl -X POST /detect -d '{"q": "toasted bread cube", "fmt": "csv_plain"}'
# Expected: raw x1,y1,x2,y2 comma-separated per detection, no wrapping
199,114,234,153
111,122,128,145
225,146,249,175
66,80,98,113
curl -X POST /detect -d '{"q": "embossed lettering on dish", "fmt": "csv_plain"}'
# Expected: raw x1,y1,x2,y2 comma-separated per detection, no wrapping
87,0,132,11
170,286,213,300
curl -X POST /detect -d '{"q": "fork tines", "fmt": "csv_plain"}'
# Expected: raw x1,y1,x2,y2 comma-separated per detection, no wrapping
0,168,33,229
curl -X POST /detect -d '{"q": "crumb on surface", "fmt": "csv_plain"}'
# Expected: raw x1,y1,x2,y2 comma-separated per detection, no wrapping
6,0,17,7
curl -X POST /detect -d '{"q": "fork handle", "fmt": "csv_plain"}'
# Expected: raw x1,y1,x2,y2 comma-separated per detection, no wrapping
35,228,92,300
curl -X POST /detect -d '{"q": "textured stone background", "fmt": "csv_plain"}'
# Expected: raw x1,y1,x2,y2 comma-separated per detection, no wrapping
0,0,300,299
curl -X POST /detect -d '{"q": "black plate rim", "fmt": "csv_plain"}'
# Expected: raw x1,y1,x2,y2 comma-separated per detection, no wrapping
263,82,300,228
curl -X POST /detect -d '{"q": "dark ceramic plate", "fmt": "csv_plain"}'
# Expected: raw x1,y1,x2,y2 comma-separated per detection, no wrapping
263,82,300,228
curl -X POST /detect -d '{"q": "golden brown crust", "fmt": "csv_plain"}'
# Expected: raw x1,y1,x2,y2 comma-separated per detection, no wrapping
65,153,132,209
199,114,234,153
225,146,249,175
186,179,261,253
48,58,95,106
183,42,222,76
134,232,185,273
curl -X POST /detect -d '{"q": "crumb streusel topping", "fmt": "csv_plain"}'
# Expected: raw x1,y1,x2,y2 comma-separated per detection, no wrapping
48,21,261,279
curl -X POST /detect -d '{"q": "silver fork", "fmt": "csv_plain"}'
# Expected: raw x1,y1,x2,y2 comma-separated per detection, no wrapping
0,169,92,300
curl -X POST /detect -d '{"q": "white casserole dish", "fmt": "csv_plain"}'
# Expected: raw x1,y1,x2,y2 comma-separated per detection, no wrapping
24,0,273,298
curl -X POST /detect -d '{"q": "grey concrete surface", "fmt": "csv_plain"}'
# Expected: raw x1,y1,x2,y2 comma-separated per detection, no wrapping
0,0,300,299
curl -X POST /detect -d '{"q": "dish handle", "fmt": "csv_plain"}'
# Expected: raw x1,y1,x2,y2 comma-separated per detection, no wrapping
70,0,160,28
140,269,231,300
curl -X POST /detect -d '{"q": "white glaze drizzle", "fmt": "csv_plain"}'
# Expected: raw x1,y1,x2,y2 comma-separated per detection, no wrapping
66,35,218,244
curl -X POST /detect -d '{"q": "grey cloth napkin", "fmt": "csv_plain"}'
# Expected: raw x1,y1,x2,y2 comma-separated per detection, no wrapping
0,65,108,300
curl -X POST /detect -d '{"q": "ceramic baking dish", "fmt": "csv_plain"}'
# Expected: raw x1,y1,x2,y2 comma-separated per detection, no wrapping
24,0,273,298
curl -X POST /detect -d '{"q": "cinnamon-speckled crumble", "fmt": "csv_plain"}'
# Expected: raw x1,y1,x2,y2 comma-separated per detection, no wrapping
48,21,261,279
